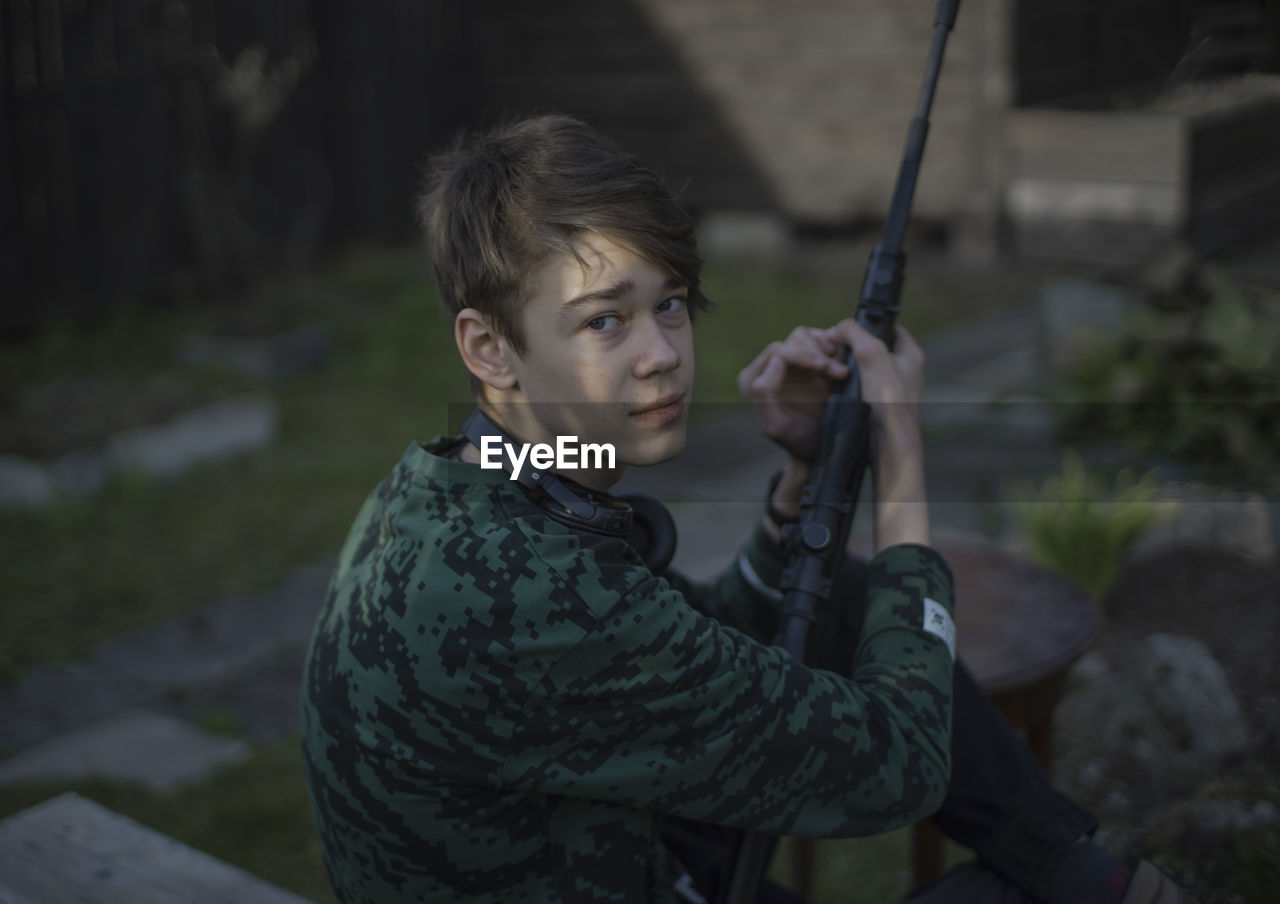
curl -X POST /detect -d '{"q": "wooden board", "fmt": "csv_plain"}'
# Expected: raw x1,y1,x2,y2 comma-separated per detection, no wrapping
1003,109,1184,180
0,793,313,904
1009,217,1175,268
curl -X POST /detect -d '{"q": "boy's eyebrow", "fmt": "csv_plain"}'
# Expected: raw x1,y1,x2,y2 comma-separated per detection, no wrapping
562,277,685,311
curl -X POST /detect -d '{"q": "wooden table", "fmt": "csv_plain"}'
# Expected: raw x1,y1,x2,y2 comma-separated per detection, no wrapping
791,534,1097,898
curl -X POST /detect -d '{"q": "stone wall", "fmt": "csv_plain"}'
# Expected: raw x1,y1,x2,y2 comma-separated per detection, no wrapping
632,0,1009,226
472,0,1012,232
470,0,1230,253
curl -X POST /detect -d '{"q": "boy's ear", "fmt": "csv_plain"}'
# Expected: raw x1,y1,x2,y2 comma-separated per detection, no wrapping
455,308,518,391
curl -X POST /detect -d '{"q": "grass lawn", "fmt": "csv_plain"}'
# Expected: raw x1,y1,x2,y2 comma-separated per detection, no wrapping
0,242,1020,901
0,244,1021,683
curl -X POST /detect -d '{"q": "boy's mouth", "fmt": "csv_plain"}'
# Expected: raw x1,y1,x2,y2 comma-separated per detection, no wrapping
630,394,686,425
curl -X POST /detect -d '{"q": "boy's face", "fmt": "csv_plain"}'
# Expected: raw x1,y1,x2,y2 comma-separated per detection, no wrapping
499,233,695,484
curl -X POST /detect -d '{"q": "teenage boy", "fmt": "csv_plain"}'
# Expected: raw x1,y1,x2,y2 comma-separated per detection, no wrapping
300,115,1193,904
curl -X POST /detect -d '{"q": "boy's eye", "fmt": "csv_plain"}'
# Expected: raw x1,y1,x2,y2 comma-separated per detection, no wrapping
587,314,621,332
657,296,687,314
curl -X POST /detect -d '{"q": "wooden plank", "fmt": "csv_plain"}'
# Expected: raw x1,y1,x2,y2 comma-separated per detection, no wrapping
1004,143,1182,185
0,793,314,904
1003,108,1183,159
1010,216,1174,267
1005,176,1183,226
1003,111,1183,186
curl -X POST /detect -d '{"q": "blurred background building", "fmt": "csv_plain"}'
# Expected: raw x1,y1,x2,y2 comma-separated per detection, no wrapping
3,0,1279,334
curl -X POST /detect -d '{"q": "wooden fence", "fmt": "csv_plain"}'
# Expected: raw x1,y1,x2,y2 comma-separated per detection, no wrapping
1,0,473,335
5,1,1275,332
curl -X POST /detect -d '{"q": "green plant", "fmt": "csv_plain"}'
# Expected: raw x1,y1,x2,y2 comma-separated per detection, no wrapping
1057,255,1280,485
1008,453,1178,603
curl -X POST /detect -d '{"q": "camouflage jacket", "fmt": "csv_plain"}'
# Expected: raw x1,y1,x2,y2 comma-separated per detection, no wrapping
300,436,956,903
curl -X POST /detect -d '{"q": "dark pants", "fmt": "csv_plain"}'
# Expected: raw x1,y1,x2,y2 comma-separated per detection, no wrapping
661,554,1097,904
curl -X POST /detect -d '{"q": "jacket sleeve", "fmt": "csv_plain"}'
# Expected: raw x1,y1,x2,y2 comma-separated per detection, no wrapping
500,543,956,839
662,519,787,644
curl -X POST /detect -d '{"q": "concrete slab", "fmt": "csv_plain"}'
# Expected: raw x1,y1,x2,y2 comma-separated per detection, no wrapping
105,394,276,481
0,879,40,904
0,396,277,512
0,709,248,792
0,793,312,903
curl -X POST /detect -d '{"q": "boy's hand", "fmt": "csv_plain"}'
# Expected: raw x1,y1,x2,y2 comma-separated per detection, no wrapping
742,319,931,552
737,319,925,464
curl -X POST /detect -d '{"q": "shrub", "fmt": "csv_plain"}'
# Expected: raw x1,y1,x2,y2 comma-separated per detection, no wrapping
1057,252,1280,487
1008,452,1178,604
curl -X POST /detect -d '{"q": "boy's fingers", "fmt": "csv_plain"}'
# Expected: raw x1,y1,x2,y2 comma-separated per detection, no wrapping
739,328,852,399
738,342,783,393
791,325,839,356
824,318,870,348
893,324,925,360
741,357,784,398
825,320,890,368
772,342,842,374
752,355,783,389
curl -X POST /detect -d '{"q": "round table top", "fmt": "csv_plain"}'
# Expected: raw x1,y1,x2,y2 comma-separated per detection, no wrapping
934,535,1096,694
852,532,1097,694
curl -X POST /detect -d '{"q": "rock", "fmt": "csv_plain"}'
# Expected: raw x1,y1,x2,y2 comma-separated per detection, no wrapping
1057,653,1182,794
0,395,276,510
176,322,334,382
0,455,58,509
1133,634,1250,766
1184,798,1280,836
52,448,109,499
104,394,276,481
1145,788,1280,886
1037,277,1142,376
1129,482,1276,562
0,448,108,509
1055,634,1250,804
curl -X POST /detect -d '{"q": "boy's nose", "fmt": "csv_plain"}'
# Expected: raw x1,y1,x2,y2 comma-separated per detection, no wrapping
634,319,682,375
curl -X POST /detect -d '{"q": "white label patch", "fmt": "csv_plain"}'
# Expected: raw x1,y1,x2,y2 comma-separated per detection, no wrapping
922,597,956,661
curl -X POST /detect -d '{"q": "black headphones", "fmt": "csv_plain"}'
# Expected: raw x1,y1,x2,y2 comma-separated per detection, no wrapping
459,408,678,574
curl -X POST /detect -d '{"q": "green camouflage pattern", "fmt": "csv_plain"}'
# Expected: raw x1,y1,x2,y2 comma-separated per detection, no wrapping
300,436,956,903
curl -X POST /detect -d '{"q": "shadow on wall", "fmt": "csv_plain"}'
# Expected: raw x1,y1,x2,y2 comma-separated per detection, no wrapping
460,0,779,218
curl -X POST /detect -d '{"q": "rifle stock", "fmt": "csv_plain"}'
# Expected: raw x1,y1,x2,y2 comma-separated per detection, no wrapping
719,2,961,900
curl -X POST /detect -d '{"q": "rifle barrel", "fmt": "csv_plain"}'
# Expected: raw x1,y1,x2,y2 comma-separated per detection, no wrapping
719,3,961,902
